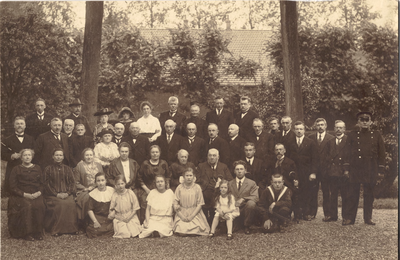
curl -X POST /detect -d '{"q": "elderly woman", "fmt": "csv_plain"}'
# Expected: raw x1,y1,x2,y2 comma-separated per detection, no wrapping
93,129,120,173
43,148,78,236
138,145,170,223
169,149,197,192
139,175,175,238
136,101,161,143
73,148,104,228
8,149,46,241
93,108,114,143
118,107,135,136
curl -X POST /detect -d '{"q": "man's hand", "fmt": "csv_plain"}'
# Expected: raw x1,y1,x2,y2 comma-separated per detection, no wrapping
24,193,35,200
264,219,273,230
309,174,316,181
269,202,275,214
235,198,244,207
294,180,299,187
11,153,21,160
343,171,350,179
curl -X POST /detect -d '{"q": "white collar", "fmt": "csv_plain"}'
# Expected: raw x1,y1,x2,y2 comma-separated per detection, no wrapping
89,186,115,202
296,135,305,142
282,129,291,136
236,177,245,183
318,131,326,140
167,132,174,138
37,112,44,116
336,134,344,139
230,135,238,141
246,157,254,164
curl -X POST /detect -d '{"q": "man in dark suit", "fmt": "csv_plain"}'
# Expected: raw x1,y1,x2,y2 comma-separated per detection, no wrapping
274,116,296,157
227,124,246,170
64,98,92,137
63,119,75,138
228,160,259,234
242,142,267,195
246,118,274,160
268,143,298,192
25,98,54,140
156,119,183,165
112,123,125,146
35,117,70,170
268,116,280,135
343,112,386,226
182,104,207,139
205,96,234,141
69,124,94,168
197,149,232,224
321,120,349,223
234,96,259,138
159,96,186,136
205,123,230,166
288,121,318,221
181,123,206,166
1,116,36,195
308,118,334,220
121,122,150,166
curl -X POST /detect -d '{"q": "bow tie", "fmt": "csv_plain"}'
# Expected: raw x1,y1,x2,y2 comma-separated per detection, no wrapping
16,134,24,138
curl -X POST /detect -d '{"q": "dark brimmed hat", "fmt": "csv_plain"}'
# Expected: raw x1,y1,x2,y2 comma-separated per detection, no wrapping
69,98,84,107
96,128,114,138
356,111,373,118
118,107,134,119
94,108,113,116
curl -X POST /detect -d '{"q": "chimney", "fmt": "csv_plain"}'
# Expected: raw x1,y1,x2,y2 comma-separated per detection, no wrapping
225,15,231,30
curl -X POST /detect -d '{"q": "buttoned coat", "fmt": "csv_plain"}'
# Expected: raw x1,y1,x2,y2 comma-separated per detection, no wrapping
35,131,70,169
159,111,186,136
245,131,275,160
205,136,230,166
322,135,348,177
64,113,93,136
206,109,234,141
156,133,183,165
182,117,208,139
180,136,206,166
25,112,54,140
107,158,140,190
121,135,150,166
287,136,318,183
197,161,232,191
234,110,259,138
308,132,335,176
228,178,259,207
69,134,94,168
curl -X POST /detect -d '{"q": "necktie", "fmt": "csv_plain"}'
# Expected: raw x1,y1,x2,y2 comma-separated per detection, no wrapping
297,138,301,147
209,138,213,144
170,111,175,117
38,115,43,120
116,138,121,144
238,180,242,191
247,159,251,165
283,131,287,137
167,135,171,144
217,109,221,116
189,138,193,145
318,134,322,144
256,136,259,141
16,134,24,138
336,138,342,145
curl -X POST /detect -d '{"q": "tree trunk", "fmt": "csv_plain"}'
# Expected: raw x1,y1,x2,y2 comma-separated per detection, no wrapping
280,1,303,122
81,2,103,129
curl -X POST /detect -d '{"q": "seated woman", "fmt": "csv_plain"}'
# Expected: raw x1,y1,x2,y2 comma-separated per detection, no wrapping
136,101,161,143
93,108,114,143
73,148,103,229
169,149,197,191
173,168,210,236
43,148,78,236
93,129,120,173
8,149,46,241
86,172,115,238
118,107,135,137
108,175,142,238
138,145,170,223
139,175,175,238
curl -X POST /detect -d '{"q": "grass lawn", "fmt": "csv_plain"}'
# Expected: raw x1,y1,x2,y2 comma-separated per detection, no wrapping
1,207,398,260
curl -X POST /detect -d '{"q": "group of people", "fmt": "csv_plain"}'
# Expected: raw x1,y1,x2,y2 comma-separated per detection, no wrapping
2,95,386,241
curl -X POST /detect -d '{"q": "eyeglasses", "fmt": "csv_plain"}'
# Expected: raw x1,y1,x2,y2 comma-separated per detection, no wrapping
359,118,370,122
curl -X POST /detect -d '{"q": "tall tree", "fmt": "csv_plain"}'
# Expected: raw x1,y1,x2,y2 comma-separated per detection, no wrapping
81,2,103,128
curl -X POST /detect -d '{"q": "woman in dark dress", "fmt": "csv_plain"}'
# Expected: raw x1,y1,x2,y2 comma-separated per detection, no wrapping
43,148,79,236
138,145,170,223
118,107,135,137
8,149,45,241
169,149,197,191
86,172,115,238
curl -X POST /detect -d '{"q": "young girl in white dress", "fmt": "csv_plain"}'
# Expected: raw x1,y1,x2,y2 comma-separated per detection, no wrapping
209,180,239,240
108,175,142,238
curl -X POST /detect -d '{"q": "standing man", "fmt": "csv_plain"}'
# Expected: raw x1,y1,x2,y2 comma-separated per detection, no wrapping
181,123,206,166
159,96,186,136
274,116,296,157
227,124,246,169
1,116,36,195
25,98,54,139
63,119,75,138
322,120,349,223
35,118,70,170
205,124,230,166
245,118,274,160
156,119,183,165
182,104,207,139
228,160,259,234
308,118,334,220
343,112,385,225
206,96,234,141
234,96,259,138
122,122,150,166
64,98,92,137
197,149,232,225
242,142,267,194
268,117,280,135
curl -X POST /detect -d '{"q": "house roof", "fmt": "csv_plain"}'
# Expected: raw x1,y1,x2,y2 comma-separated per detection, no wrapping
140,28,273,86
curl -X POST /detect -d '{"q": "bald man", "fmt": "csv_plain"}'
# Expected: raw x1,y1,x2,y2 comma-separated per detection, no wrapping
122,122,150,165
159,96,186,135
228,124,246,169
63,119,75,138
245,118,274,160
156,119,183,165
205,124,230,166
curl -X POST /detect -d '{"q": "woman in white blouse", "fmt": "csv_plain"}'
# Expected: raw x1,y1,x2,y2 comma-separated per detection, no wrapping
136,101,161,143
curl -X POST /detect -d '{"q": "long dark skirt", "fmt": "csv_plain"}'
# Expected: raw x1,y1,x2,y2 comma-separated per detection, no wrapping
75,191,90,221
86,214,114,239
8,195,45,238
44,195,78,235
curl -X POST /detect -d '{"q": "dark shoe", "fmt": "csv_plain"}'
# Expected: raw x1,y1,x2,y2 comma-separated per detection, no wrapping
208,233,215,238
244,227,251,235
322,216,332,222
365,220,376,225
227,234,233,240
342,219,354,226
24,235,35,241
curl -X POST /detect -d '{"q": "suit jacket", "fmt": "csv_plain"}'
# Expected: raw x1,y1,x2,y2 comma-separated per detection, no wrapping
121,134,150,166
35,131,70,170
25,112,54,140
274,129,296,156
159,111,186,136
69,135,94,168
64,113,92,136
205,136,230,166
266,156,297,191
287,136,318,182
244,157,267,189
107,158,140,190
197,161,232,191
206,109,234,141
180,136,206,166
156,133,183,165
228,135,246,167
234,110,259,138
259,185,292,221
323,135,348,178
245,131,275,160
182,117,208,139
308,132,334,176
228,177,259,207
112,136,124,146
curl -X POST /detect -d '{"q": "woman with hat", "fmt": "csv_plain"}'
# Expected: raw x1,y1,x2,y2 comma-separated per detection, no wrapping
93,108,115,143
136,101,161,143
118,107,135,137
93,129,120,174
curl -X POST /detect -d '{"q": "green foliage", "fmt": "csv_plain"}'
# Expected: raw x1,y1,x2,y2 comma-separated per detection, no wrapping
224,56,262,81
